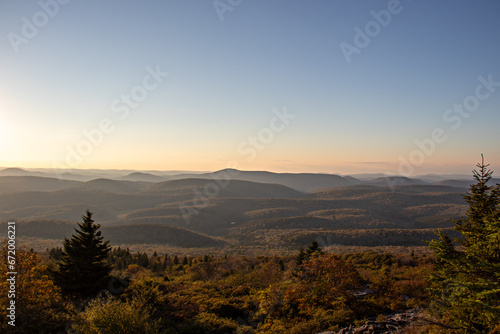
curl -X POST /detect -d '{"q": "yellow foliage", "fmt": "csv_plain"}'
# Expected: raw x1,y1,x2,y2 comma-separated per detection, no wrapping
70,297,160,334
0,240,67,332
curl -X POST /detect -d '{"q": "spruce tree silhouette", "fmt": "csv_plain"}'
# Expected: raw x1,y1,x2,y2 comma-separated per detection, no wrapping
53,210,111,297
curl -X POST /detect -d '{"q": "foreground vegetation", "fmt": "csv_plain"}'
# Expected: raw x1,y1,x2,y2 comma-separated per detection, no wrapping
1,241,434,334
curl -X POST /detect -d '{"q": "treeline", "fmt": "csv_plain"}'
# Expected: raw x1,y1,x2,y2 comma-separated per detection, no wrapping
288,228,461,247
49,246,211,273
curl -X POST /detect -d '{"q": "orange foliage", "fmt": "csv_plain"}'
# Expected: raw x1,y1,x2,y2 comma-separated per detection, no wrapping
283,253,363,320
0,241,66,332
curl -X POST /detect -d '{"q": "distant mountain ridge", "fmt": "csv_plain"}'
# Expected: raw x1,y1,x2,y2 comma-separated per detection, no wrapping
120,172,167,182
0,168,46,177
437,178,500,188
142,178,305,198
3,167,492,189
0,176,79,194
0,167,205,182
62,178,152,194
168,169,359,192
364,176,427,187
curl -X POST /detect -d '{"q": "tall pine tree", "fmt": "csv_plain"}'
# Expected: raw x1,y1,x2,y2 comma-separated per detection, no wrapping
428,156,500,333
53,210,111,297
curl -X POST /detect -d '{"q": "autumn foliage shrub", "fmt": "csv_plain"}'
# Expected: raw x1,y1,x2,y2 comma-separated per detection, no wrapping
70,296,160,334
0,244,69,333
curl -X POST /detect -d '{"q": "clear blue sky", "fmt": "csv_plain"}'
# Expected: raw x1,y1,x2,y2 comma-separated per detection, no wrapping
1,0,499,175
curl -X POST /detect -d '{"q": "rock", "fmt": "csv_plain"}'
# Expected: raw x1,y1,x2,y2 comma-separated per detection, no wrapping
322,308,421,334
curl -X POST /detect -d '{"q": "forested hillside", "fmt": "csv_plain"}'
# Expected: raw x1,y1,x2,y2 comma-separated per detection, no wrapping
0,169,471,251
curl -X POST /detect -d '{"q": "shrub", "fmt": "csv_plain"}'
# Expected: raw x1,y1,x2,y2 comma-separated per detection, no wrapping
70,296,160,334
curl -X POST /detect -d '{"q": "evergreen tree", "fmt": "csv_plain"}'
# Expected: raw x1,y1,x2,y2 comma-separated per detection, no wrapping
163,255,169,270
151,260,162,273
295,246,306,266
428,157,500,333
306,240,323,256
277,258,285,271
49,246,63,260
296,241,324,267
53,210,111,297
137,252,150,268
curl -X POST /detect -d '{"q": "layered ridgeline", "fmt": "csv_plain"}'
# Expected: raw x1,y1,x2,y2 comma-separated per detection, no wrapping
0,167,493,250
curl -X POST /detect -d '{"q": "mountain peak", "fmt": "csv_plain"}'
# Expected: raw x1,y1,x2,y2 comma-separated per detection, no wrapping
0,167,31,176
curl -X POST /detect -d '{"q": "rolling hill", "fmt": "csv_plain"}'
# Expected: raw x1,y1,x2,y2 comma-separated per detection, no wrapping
0,220,225,248
61,178,151,194
363,176,427,187
142,178,305,198
0,167,34,176
0,167,51,177
0,170,478,249
0,176,79,194
120,172,167,182
437,178,500,188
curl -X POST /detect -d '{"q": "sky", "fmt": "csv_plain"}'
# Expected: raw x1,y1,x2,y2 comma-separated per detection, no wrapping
0,0,499,176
